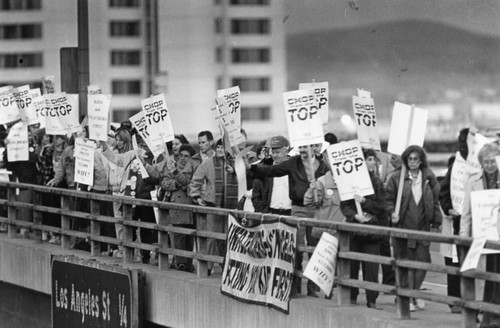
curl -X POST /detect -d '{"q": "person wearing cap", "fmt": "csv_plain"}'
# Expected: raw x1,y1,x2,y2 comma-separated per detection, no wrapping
252,135,292,215
247,139,329,297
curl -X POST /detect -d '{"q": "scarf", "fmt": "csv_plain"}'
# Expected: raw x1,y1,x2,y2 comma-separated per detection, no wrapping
409,170,422,204
213,156,239,209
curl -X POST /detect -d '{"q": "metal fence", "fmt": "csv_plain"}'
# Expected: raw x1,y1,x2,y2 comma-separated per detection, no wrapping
0,181,499,327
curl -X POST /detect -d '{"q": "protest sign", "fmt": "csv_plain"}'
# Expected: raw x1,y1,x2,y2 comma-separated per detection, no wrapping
222,214,296,313
282,89,324,148
217,86,242,130
387,102,428,156
129,111,163,158
87,84,102,95
450,152,472,215
303,232,338,295
352,93,381,151
299,81,329,124
42,75,55,94
74,138,95,186
0,86,21,124
6,121,29,162
12,85,40,124
88,94,111,141
32,91,46,128
43,93,81,135
210,97,245,148
326,140,374,201
460,237,487,272
141,93,174,144
470,190,500,254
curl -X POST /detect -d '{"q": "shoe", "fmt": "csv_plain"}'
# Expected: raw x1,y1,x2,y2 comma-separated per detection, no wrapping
450,305,461,314
410,303,417,312
367,302,383,310
415,298,425,310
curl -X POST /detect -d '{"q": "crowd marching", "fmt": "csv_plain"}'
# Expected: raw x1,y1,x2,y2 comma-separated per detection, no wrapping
0,85,500,327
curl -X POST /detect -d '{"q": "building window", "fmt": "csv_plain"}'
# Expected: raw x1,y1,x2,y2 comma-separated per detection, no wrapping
1,81,42,89
112,109,140,123
232,77,270,92
110,21,140,37
216,76,223,90
0,24,42,39
216,47,223,63
111,50,141,66
112,80,141,94
232,48,269,63
241,106,270,121
109,0,140,7
231,0,269,4
0,0,41,10
215,18,223,34
0,53,43,68
231,19,270,34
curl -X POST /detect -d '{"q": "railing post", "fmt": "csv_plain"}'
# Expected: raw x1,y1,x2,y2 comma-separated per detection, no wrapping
157,207,170,270
122,203,134,263
90,199,101,257
394,236,411,319
196,213,209,277
60,194,72,249
7,185,17,238
461,274,477,327
32,190,43,243
337,229,351,305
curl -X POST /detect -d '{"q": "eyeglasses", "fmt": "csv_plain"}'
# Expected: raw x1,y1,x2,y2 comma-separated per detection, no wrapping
408,156,421,162
482,159,497,166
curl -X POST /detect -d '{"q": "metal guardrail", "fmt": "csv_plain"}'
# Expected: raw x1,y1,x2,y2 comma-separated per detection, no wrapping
1,181,500,327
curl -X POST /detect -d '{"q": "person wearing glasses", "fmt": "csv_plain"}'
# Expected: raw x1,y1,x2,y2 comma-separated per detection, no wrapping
385,145,442,312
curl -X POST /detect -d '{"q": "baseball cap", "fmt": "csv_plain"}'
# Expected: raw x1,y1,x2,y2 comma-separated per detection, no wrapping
269,135,289,149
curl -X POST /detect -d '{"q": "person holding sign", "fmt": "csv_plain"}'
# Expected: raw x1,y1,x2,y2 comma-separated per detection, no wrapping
340,148,387,309
385,145,442,312
460,142,500,327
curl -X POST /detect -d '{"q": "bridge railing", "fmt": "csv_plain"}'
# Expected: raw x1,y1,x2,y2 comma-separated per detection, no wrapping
0,181,499,327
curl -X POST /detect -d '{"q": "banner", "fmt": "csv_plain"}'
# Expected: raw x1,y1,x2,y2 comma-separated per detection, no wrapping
88,94,111,141
210,97,244,147
299,82,329,124
43,93,80,135
74,138,95,186
222,214,297,313
352,93,381,151
217,86,242,131
129,111,163,158
387,102,428,155
140,93,174,144
283,89,324,148
326,140,374,201
6,121,29,162
470,189,500,254
303,232,338,295
42,75,55,94
0,86,21,124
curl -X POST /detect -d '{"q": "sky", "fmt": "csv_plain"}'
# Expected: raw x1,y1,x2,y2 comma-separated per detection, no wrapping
285,0,500,37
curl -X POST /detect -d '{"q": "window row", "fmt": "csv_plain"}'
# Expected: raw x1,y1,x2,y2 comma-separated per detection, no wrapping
0,24,42,39
110,21,140,37
109,0,140,7
215,18,270,34
0,0,41,10
0,53,42,68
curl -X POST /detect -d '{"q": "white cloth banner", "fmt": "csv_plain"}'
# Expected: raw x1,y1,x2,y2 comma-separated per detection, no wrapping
129,111,163,158
6,121,29,162
43,93,80,135
387,102,428,155
74,138,95,185
210,97,245,147
327,140,374,201
141,93,175,144
299,82,329,124
352,94,381,151
283,89,324,148
217,86,242,133
303,232,339,295
88,93,111,141
0,86,21,124
222,214,296,314
471,189,500,254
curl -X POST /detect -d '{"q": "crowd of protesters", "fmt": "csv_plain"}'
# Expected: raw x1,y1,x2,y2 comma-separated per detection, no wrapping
1,118,500,326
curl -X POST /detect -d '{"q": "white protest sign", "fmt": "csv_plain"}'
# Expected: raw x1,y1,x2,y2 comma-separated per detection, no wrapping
87,84,102,95
42,75,55,94
352,94,381,151
141,93,174,144
32,92,46,128
210,97,245,147
129,111,163,158
299,81,329,124
12,85,39,124
450,152,471,214
217,86,242,130
303,232,338,295
88,93,111,141
74,138,95,186
471,189,500,254
460,237,487,272
6,121,29,162
327,140,374,201
387,102,428,155
0,86,21,124
43,93,80,135
283,89,324,148
467,132,494,173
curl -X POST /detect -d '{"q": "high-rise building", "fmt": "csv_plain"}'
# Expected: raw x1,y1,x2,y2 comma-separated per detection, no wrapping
0,0,287,141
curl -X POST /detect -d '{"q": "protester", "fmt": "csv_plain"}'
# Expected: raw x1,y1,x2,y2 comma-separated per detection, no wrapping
385,145,442,312
460,141,500,327
182,130,215,181
167,134,189,163
438,128,469,314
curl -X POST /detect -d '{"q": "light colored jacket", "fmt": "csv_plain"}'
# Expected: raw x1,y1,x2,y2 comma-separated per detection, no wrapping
460,170,486,237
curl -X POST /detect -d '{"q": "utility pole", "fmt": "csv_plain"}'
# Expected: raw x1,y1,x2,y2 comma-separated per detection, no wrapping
77,0,90,118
